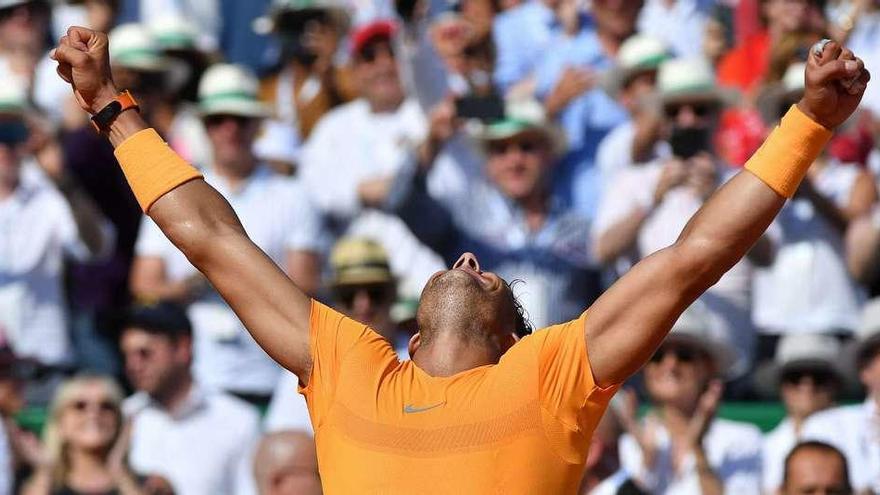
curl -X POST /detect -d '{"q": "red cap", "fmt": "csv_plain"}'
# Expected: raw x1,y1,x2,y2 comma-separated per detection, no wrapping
350,19,398,56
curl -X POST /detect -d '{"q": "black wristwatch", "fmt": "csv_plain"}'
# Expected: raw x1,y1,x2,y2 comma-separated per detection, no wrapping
91,90,139,133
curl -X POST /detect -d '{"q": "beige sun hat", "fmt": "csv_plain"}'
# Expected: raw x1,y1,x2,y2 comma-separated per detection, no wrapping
252,0,350,36
330,237,394,287
664,302,736,375
603,34,670,98
656,57,738,108
197,64,270,118
477,98,567,156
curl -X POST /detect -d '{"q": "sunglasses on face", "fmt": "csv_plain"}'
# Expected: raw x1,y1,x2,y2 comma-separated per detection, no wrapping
0,120,29,146
781,369,835,387
650,345,703,364
358,41,395,64
334,284,391,307
487,139,544,156
67,398,117,414
664,103,716,119
204,114,255,128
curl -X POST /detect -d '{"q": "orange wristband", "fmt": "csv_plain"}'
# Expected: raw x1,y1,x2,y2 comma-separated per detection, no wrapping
114,128,203,212
744,105,832,198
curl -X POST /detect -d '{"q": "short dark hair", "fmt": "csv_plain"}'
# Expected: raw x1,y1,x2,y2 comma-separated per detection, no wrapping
506,279,533,338
122,301,192,339
783,441,851,490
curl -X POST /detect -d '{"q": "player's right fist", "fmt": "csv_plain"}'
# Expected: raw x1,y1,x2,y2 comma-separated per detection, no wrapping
50,26,118,116
798,39,870,129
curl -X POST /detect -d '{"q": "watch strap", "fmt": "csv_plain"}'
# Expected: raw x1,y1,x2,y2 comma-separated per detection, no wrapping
91,90,139,133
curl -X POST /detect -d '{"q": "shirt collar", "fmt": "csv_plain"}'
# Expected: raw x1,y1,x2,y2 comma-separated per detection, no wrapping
143,382,209,420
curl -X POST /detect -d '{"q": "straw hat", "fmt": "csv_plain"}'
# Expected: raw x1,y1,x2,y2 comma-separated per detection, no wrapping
477,98,567,157
602,35,670,98
253,0,350,36
664,302,736,375
329,238,394,287
656,57,738,108
197,64,270,118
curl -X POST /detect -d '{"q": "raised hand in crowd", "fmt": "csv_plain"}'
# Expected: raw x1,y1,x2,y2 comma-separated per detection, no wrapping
544,66,596,118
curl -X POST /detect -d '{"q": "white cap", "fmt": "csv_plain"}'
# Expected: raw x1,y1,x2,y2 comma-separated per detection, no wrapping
197,64,270,118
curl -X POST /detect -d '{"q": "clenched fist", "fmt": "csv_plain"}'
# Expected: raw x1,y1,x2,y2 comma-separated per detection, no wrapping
798,40,870,129
50,26,118,115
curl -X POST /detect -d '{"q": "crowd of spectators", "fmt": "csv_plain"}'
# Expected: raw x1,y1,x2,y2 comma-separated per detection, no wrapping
1,0,880,493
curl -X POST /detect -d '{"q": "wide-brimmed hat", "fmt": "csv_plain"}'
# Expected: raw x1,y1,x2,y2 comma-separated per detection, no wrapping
771,333,845,385
663,302,736,375
602,34,670,98
109,23,190,90
330,237,394,287
656,57,738,109
197,63,271,118
477,98,567,156
756,62,806,125
253,0,350,36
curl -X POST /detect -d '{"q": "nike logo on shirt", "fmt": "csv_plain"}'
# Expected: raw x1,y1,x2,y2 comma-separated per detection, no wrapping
403,401,446,414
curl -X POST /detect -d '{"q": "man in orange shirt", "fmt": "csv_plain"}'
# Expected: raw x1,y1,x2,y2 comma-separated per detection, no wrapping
50,29,869,494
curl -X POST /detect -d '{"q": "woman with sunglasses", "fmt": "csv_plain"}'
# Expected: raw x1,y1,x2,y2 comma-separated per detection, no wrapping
21,374,147,495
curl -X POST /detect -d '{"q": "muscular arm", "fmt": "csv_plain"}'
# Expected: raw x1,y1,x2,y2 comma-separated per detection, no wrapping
586,170,784,386
583,39,870,388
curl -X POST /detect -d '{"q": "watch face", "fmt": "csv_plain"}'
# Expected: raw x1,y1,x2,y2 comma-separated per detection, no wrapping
93,100,124,130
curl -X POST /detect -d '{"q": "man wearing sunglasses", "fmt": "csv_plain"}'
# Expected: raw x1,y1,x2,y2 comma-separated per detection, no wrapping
619,305,762,494
52,26,869,494
131,62,324,408
762,334,844,494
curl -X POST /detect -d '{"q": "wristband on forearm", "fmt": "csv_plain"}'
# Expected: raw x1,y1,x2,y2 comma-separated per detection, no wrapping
744,105,833,198
113,128,203,212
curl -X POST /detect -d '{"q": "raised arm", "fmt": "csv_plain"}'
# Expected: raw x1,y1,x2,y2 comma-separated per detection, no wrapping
51,27,315,382
585,41,870,387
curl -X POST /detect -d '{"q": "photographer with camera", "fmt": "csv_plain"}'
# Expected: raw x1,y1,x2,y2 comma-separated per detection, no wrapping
593,57,777,385
257,0,356,141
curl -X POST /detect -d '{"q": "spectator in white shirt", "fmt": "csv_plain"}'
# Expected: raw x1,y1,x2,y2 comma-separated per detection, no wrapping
253,430,321,495
265,237,408,433
300,19,449,301
636,0,713,58
780,441,853,495
131,63,324,404
762,334,844,494
593,57,775,379
801,299,880,493
0,77,113,369
596,34,671,185
620,305,763,494
120,301,260,495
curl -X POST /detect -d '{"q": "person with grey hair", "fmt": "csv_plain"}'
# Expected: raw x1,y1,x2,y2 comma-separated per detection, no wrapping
253,431,322,495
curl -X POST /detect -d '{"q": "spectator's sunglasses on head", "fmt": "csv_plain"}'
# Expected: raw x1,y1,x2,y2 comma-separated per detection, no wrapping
358,40,395,63
334,283,393,307
67,397,117,414
0,120,29,146
649,344,704,364
664,102,717,119
204,114,255,128
486,138,545,156
781,368,836,388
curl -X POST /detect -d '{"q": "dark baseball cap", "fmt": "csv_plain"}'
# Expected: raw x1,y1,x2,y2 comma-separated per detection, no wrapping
123,301,192,338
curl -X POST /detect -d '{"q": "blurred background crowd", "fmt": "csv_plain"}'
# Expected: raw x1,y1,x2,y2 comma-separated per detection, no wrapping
1,0,880,493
